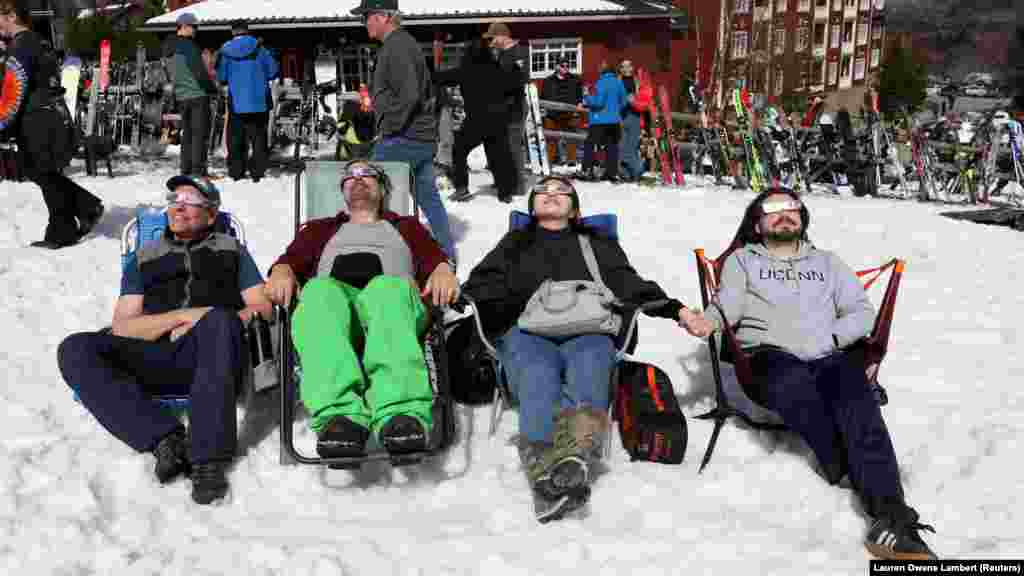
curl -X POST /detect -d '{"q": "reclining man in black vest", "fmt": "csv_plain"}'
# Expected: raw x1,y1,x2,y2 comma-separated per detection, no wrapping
58,175,272,505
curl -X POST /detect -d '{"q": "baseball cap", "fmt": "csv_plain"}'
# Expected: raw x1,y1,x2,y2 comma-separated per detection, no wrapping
350,0,399,16
230,19,249,33
166,175,221,207
175,12,198,27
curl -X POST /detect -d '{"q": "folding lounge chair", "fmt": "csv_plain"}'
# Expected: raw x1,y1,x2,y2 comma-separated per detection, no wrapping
276,160,457,469
693,242,904,472
461,210,673,459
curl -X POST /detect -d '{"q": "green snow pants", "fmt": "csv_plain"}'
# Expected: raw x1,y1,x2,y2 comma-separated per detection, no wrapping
292,276,432,437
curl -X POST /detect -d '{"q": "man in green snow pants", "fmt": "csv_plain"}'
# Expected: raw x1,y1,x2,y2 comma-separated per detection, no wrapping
264,161,459,458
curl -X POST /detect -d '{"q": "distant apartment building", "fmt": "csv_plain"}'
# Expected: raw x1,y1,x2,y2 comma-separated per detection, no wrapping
678,0,887,109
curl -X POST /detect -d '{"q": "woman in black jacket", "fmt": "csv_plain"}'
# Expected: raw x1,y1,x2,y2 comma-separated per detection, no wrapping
462,176,703,521
434,37,519,203
0,0,103,249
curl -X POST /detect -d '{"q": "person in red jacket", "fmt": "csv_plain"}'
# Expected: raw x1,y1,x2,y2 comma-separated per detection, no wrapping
264,160,459,459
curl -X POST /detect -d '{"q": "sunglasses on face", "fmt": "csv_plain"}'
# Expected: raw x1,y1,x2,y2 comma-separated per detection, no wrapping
341,164,382,186
533,179,575,198
166,189,211,209
760,198,802,215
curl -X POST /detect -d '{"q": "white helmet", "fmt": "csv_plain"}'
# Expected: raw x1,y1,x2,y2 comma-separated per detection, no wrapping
818,113,833,126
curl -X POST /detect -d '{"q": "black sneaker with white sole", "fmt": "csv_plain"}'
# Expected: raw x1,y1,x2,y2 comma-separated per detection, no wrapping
864,506,937,560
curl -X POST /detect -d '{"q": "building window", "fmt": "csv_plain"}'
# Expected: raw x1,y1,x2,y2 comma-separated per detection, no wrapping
528,39,582,79
799,0,811,10
854,57,865,79
774,27,787,54
870,47,880,67
841,54,851,76
733,31,749,58
735,0,751,14
755,0,767,6
775,68,785,94
843,22,853,43
814,23,825,45
830,23,840,47
816,0,826,6
872,21,882,40
796,25,810,51
828,59,838,83
858,18,868,44
845,0,855,6
420,42,466,72
812,58,825,83
339,45,377,92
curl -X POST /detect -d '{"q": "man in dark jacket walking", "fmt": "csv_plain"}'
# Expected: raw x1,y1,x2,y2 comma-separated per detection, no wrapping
352,0,454,262
216,20,278,182
172,13,219,177
484,21,530,195
0,0,104,249
434,38,519,202
540,56,582,167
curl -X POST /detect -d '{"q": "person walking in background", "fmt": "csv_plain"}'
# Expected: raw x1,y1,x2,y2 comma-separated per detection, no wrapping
172,12,219,177
0,0,104,249
577,61,627,183
352,0,455,263
483,21,530,196
540,55,583,168
216,19,278,183
434,38,518,203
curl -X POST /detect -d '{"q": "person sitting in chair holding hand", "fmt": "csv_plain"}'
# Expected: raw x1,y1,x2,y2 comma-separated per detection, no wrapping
678,188,937,560
264,160,459,459
462,175,702,522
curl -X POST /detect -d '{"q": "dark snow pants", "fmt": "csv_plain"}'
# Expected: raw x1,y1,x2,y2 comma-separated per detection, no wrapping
748,346,904,518
57,308,243,464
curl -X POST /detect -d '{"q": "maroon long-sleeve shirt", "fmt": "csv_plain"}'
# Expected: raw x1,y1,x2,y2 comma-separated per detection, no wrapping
270,211,447,290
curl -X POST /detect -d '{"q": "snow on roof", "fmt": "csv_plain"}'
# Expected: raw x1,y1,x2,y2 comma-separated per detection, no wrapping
145,0,665,27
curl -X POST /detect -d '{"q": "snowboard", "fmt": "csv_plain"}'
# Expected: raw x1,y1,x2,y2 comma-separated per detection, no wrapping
657,84,684,186
524,83,550,176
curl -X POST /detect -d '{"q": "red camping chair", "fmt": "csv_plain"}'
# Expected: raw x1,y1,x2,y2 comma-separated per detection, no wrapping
693,243,905,473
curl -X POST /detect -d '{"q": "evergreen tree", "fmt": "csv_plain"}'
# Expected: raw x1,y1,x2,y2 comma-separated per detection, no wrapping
877,45,927,121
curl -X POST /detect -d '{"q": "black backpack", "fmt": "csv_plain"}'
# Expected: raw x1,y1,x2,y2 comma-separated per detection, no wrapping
444,316,498,405
614,361,687,464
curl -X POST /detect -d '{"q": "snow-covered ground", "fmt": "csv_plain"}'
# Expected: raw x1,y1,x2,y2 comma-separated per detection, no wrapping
2,149,1022,574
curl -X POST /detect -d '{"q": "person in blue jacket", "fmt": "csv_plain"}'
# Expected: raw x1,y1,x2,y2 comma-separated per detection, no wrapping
576,61,627,183
216,20,278,182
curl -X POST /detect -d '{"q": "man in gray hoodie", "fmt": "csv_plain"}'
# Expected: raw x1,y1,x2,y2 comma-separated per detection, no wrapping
351,0,454,263
680,189,937,561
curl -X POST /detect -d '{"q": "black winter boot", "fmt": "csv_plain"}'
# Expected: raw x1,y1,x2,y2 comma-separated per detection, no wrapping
153,428,190,484
317,416,370,458
379,415,428,454
191,461,230,505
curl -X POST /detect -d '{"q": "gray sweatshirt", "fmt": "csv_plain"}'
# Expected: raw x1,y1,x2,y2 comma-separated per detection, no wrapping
371,27,436,141
706,241,874,361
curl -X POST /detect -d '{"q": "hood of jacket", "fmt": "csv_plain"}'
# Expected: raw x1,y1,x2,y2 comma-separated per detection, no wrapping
221,35,259,60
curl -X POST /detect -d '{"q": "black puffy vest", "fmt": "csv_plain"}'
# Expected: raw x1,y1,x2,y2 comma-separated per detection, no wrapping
137,230,246,315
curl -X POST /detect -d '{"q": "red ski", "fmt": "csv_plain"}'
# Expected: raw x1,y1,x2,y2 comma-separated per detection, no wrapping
650,85,673,186
99,39,111,91
658,84,685,186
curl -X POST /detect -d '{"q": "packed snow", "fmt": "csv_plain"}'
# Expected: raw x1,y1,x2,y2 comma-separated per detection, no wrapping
1,148,1022,574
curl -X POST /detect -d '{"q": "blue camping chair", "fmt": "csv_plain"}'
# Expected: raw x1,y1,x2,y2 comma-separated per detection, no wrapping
69,206,249,412
462,210,664,458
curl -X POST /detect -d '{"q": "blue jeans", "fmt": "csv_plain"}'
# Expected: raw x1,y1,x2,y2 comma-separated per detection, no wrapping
372,137,455,261
620,113,644,179
498,328,616,444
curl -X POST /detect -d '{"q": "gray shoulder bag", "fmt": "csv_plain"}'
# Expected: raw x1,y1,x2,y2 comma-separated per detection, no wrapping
517,234,623,338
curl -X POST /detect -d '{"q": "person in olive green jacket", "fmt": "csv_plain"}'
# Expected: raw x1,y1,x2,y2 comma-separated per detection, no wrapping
171,13,218,177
